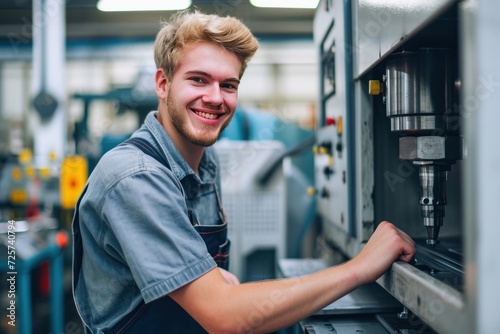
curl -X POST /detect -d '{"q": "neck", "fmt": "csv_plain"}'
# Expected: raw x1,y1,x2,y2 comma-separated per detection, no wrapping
176,140,204,176
156,111,204,175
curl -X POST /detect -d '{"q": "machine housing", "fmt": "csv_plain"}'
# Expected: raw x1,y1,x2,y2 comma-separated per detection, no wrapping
310,0,500,332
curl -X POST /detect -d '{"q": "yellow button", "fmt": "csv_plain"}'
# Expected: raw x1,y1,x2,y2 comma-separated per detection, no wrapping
25,166,35,178
11,167,23,181
368,80,381,95
337,116,343,136
10,189,27,204
40,167,51,178
306,187,316,196
19,148,32,165
49,151,57,161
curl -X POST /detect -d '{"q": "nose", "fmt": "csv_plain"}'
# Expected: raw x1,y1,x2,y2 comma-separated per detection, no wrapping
202,83,223,106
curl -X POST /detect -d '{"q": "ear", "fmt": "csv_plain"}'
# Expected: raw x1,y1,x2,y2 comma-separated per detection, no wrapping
155,68,169,100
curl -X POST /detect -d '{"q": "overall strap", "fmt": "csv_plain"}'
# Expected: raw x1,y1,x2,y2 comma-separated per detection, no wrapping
119,137,170,169
107,137,211,333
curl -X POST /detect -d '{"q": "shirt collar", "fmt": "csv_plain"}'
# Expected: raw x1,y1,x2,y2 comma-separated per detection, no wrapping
138,111,217,185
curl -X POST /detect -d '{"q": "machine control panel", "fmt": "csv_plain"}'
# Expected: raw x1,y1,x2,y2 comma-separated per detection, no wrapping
313,0,353,238
314,124,349,234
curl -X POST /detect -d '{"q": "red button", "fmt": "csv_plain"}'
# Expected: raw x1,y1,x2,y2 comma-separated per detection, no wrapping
326,117,336,126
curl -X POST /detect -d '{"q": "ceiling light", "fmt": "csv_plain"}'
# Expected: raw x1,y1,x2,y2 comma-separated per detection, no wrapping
250,0,319,9
97,0,192,12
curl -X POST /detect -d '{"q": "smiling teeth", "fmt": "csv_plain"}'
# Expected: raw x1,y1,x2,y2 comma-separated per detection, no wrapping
195,111,218,120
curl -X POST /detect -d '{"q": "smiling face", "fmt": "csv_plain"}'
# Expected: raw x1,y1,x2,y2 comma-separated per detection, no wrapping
156,41,242,151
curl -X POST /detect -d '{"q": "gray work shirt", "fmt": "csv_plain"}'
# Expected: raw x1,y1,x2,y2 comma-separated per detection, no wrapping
73,111,219,333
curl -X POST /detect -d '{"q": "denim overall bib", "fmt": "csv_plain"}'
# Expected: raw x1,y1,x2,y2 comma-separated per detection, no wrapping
72,138,230,333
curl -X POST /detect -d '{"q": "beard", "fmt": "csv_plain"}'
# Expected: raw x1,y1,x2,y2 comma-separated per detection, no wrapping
166,93,231,147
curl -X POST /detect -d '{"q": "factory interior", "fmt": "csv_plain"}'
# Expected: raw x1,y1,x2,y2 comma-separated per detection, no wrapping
0,0,499,333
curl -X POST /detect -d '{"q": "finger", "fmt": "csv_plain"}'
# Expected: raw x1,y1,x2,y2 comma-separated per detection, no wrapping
399,242,416,262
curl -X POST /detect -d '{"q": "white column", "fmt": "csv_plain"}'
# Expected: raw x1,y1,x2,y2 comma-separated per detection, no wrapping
32,0,66,167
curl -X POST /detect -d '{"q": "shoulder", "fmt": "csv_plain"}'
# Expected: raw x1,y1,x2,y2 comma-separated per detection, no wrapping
97,144,146,180
90,143,181,193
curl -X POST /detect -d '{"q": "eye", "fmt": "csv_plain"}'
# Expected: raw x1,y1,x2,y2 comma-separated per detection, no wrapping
190,77,205,83
221,82,238,90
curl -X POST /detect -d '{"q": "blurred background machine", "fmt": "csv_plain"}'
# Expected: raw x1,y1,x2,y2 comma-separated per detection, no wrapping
215,140,288,282
0,218,68,334
290,0,499,333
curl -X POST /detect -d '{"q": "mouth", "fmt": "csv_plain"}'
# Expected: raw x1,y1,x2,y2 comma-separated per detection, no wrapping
193,110,224,120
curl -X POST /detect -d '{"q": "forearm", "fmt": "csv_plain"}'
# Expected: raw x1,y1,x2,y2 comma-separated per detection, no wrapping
227,262,360,333
170,221,415,333
172,262,362,333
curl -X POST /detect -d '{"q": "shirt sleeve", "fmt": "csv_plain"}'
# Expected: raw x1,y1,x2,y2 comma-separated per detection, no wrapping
100,167,216,303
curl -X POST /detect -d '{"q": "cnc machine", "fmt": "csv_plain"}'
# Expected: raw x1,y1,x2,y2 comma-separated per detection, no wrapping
306,0,500,332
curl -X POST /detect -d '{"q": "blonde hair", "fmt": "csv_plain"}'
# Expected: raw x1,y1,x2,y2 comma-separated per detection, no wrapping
154,11,259,79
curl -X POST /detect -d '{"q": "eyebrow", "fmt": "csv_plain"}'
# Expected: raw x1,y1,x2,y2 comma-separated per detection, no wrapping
185,70,240,84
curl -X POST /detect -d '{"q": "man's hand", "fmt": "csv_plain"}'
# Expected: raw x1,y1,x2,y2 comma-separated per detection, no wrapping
349,221,416,285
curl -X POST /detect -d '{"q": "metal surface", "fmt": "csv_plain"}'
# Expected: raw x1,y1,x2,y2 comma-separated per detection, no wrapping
414,239,463,282
417,164,449,246
314,127,350,236
383,49,461,246
461,0,500,331
377,313,438,334
313,0,356,245
377,262,466,334
385,49,457,134
354,0,459,77
301,316,389,334
279,259,402,316
399,137,462,161
318,283,401,316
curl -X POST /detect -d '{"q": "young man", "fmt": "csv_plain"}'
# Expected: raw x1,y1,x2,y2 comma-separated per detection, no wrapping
72,11,415,333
